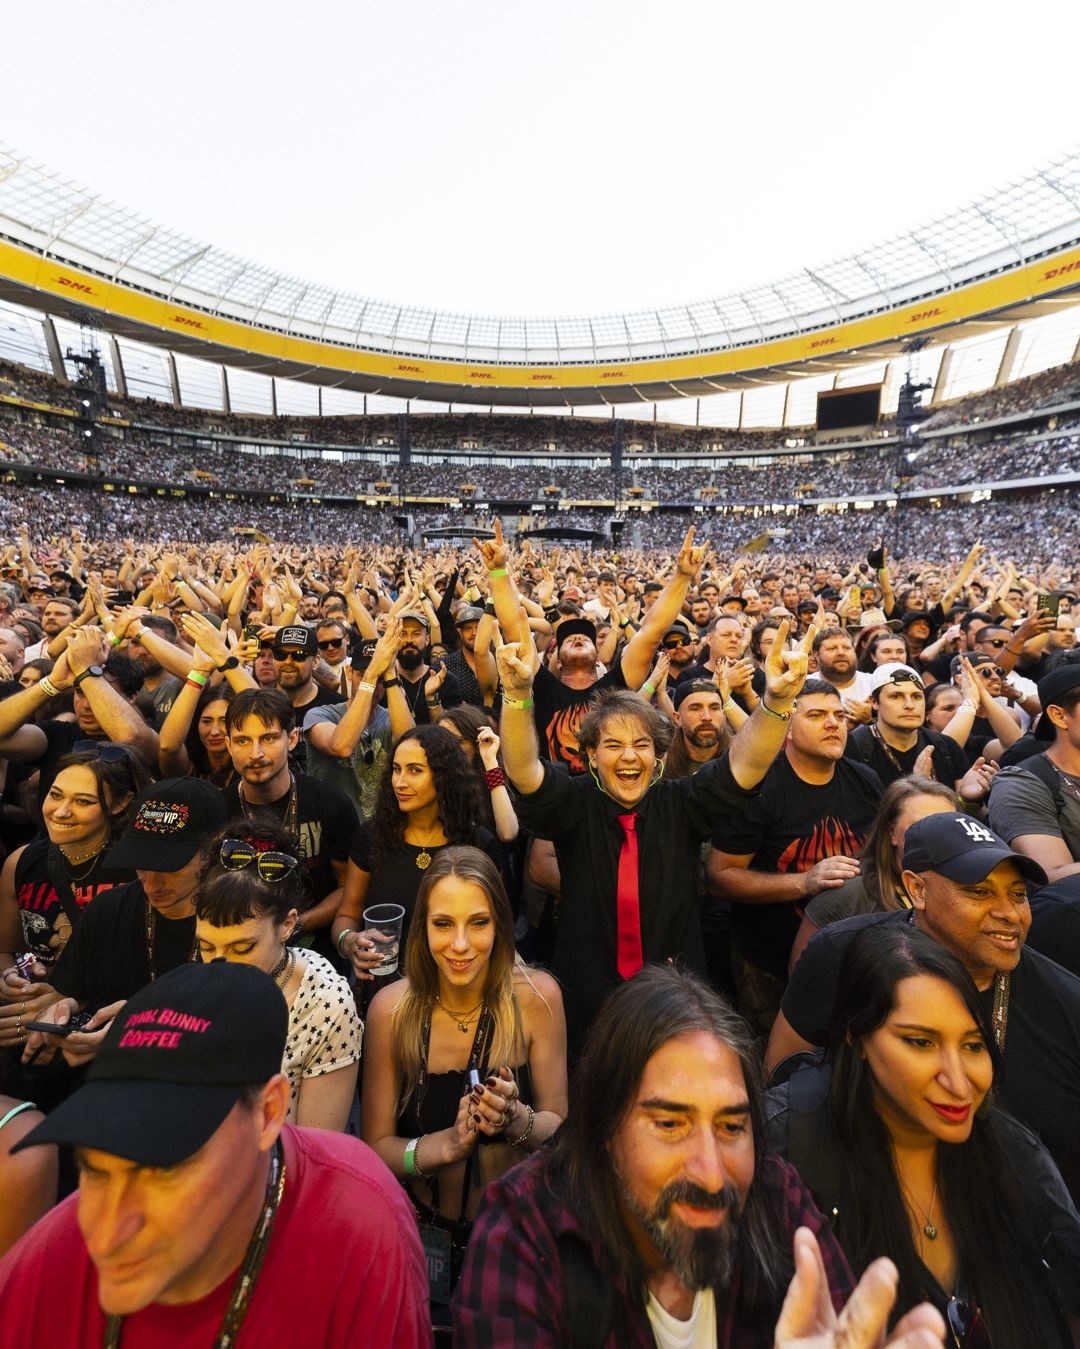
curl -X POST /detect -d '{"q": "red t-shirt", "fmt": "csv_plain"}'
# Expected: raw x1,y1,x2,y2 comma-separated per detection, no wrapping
0,1124,432,1348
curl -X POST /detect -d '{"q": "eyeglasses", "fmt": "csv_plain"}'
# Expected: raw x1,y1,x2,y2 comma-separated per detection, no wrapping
946,1295,989,1348
662,637,691,649
318,638,345,650
72,739,128,762
219,838,300,883
272,649,308,663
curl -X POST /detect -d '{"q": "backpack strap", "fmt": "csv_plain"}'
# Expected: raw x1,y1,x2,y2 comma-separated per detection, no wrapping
784,1064,846,1226
1019,753,1067,817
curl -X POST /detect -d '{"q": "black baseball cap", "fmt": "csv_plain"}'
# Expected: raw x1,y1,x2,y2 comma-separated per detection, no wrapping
14,962,288,1167
672,678,723,711
902,814,1046,886
351,637,379,670
106,778,228,872
900,610,933,629
555,617,597,649
273,624,318,657
1035,662,1080,742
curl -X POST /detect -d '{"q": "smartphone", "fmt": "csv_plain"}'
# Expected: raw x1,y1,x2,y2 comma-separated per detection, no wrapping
23,1006,99,1037
1038,592,1062,618
243,623,261,642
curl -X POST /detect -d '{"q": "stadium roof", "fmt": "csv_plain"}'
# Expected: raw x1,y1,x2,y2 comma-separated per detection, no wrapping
0,143,1079,405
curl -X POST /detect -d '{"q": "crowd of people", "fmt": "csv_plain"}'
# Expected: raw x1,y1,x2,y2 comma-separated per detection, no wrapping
0,489,1074,1344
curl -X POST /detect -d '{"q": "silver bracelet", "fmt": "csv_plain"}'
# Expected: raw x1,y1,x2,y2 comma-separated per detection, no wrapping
336,928,355,955
507,1103,535,1147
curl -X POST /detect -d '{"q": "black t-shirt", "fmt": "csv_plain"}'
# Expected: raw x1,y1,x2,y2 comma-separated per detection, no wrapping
1029,875,1080,979
348,819,503,951
711,755,882,978
442,649,484,707
781,909,1080,1194
531,664,626,774
389,667,463,726
50,879,196,1006
289,686,345,773
219,773,357,903
846,725,968,788
14,837,133,964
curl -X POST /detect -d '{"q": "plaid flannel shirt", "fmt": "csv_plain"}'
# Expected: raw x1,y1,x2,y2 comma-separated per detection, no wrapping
453,1148,853,1348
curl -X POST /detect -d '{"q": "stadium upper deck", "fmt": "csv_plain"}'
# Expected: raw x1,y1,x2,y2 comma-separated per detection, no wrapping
0,145,1079,406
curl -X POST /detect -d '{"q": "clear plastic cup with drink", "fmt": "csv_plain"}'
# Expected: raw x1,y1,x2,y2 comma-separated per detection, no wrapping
362,903,405,976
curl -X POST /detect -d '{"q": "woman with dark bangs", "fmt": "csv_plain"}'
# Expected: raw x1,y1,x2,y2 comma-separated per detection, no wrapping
333,726,504,983
766,923,1080,1346
195,819,361,1132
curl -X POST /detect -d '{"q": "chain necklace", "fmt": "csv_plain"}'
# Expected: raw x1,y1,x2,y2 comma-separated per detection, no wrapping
992,970,1010,1049
270,946,295,989
239,773,298,841
407,823,445,871
900,1173,940,1242
435,995,484,1033
145,900,199,983
1043,752,1080,806
103,1139,285,1349
59,837,109,882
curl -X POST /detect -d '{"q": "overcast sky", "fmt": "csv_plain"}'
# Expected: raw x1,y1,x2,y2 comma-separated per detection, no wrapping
4,0,1078,317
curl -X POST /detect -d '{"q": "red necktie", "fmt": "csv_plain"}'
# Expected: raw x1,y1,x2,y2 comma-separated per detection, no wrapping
616,813,643,979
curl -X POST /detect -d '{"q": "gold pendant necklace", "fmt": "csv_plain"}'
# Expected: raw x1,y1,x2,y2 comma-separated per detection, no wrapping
409,824,445,871
435,995,484,1033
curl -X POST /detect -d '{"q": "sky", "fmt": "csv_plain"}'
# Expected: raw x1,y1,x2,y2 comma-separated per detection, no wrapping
3,0,1079,319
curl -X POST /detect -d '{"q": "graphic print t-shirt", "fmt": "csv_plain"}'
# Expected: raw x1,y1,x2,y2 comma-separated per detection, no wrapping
531,665,626,774
711,755,882,977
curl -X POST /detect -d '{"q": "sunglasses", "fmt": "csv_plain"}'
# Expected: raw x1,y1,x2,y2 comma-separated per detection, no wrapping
272,649,308,662
73,739,128,762
946,1295,989,1348
318,638,345,650
219,838,300,883
662,637,691,649
981,637,1008,648
976,666,1003,679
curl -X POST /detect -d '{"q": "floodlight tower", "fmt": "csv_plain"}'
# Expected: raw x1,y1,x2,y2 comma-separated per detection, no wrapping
66,339,109,537
894,337,933,555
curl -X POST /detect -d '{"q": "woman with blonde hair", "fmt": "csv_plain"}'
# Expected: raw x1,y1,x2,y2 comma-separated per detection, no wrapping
361,845,566,1318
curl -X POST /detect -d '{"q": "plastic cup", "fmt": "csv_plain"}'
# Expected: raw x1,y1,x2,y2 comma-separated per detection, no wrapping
362,903,405,976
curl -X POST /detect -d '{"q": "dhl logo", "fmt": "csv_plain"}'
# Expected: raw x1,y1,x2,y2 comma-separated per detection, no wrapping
809,337,837,349
910,308,943,322
600,370,626,379
468,371,493,380
56,277,93,294
395,364,422,373
1043,260,1080,280
531,373,555,382
173,315,204,330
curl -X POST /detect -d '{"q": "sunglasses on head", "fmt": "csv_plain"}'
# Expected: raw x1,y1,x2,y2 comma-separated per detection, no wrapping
219,838,300,883
318,638,345,650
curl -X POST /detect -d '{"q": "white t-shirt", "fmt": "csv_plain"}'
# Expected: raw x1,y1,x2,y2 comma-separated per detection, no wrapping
834,669,875,709
646,1288,718,1349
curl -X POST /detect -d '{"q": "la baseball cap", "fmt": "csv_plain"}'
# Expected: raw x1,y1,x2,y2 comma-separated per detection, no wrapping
14,962,288,1167
902,814,1046,886
106,778,228,872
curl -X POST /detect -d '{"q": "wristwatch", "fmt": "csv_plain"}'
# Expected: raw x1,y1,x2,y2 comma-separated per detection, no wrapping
382,675,400,688
216,656,240,672
73,665,105,689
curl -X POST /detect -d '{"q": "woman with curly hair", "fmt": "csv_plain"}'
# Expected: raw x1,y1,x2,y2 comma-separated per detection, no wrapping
333,725,504,982
439,704,519,843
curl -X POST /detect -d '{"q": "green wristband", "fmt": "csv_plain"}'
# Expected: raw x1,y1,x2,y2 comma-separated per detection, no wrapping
502,695,534,711
489,568,508,579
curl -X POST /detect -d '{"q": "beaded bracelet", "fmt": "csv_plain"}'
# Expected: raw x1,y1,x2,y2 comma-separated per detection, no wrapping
484,766,506,791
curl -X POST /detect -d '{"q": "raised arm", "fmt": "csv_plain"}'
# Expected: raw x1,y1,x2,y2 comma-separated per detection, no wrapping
495,628,544,796
726,619,809,791
621,526,704,689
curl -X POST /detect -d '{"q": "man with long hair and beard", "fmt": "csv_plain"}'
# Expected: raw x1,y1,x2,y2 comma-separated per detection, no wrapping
453,965,945,1348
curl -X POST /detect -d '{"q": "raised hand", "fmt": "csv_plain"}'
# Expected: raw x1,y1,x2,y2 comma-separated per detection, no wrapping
473,519,509,573
764,619,810,708
675,526,705,578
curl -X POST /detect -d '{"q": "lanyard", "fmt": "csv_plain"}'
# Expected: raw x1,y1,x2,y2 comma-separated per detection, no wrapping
103,1140,285,1349
144,901,198,983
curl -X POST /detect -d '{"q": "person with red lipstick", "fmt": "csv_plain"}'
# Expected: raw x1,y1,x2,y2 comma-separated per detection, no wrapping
766,924,1080,1346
